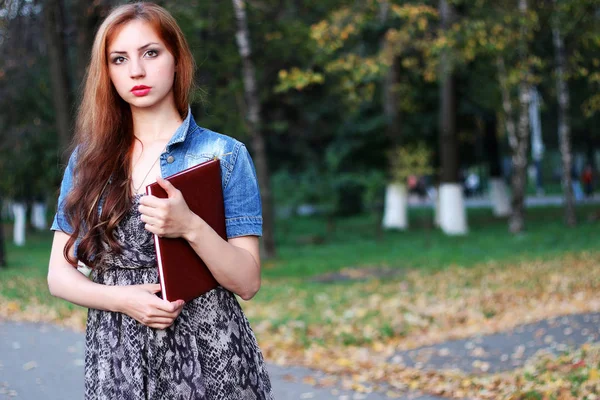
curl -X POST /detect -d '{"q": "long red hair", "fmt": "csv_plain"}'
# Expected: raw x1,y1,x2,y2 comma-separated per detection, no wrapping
63,2,195,267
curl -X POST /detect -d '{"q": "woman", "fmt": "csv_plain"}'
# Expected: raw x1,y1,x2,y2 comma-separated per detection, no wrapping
47,3,273,399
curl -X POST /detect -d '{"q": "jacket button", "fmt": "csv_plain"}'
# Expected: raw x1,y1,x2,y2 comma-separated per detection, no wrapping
167,155,175,164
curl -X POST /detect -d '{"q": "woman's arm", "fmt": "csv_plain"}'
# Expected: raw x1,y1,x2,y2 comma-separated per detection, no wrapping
48,231,184,328
48,231,126,311
185,219,260,301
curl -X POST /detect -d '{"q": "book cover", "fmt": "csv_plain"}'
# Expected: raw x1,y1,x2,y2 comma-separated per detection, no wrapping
145,158,225,302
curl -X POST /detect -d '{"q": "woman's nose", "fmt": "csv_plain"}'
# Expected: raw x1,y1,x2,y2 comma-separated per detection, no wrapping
129,59,145,78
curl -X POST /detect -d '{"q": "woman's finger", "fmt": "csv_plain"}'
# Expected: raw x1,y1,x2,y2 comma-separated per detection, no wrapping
144,223,162,236
139,195,164,208
139,283,162,294
140,214,162,227
143,316,176,325
138,204,160,219
148,322,174,330
154,299,184,314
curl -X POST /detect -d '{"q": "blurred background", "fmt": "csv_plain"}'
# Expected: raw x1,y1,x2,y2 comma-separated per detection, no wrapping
1,0,600,398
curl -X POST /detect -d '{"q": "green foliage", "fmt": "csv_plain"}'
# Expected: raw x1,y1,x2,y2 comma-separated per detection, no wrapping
0,0,599,219
389,143,434,183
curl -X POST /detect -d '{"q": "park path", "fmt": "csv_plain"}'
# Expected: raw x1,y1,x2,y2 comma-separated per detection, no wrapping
0,320,441,400
408,193,600,209
3,313,600,399
392,313,600,374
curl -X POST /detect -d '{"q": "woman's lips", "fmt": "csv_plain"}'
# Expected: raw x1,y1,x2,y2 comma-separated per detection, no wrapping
131,86,151,97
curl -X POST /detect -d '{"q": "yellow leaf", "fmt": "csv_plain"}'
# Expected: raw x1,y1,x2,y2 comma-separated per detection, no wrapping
302,376,317,385
6,301,20,313
336,358,353,367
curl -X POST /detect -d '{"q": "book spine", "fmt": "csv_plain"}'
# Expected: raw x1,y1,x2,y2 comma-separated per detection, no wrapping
147,186,168,302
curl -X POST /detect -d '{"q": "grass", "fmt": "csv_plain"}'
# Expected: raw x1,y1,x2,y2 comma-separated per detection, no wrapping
265,204,600,278
2,204,599,303
0,227,83,319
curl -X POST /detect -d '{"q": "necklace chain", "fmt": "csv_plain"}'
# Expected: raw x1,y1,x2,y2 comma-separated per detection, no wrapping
132,147,166,194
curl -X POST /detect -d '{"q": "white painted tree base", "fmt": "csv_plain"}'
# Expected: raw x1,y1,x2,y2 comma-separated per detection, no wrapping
433,189,441,227
12,202,26,246
438,183,468,235
489,178,511,217
382,183,408,230
32,202,47,230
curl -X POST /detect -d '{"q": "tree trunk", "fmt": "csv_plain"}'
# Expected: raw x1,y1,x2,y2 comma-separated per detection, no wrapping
12,202,26,247
382,183,408,230
508,0,532,234
552,5,577,227
529,87,544,195
31,201,47,230
510,85,530,233
0,197,6,268
43,0,73,158
438,0,467,235
232,0,276,258
73,1,112,86
484,114,511,216
380,0,399,149
497,57,517,153
379,0,408,231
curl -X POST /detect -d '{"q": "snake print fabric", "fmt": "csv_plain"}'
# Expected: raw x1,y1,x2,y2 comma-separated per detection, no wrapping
84,195,273,399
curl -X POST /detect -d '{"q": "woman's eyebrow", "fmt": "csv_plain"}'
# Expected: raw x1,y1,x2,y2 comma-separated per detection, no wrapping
109,42,160,55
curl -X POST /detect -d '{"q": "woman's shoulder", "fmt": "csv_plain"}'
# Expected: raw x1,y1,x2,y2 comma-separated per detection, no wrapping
194,126,243,148
184,122,248,165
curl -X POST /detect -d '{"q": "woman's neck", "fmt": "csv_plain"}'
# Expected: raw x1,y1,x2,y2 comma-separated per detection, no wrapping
130,102,183,143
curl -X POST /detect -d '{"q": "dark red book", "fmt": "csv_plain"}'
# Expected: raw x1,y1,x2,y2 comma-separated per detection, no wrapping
145,158,225,302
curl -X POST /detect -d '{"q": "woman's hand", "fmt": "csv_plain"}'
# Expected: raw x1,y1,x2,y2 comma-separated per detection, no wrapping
118,283,185,329
138,176,195,238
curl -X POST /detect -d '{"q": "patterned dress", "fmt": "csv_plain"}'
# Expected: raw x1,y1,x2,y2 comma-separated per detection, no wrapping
84,194,273,399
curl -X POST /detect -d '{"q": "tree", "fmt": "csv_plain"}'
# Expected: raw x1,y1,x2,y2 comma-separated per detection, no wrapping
277,2,439,230
483,113,511,217
379,0,407,230
437,0,467,235
72,1,116,86
552,0,576,227
231,0,276,258
43,0,73,159
507,0,533,234
0,199,5,266
0,0,61,245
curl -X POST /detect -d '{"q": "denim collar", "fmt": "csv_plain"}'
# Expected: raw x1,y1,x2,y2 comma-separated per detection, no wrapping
165,106,200,151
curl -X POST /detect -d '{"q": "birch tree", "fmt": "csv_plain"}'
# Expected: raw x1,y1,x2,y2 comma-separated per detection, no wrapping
232,0,276,258
552,0,576,227
507,0,533,234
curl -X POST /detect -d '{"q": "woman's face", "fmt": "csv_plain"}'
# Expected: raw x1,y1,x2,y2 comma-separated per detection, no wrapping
107,20,176,111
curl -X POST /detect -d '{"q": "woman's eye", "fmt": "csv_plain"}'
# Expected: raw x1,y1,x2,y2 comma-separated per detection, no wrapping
112,56,125,64
145,49,158,58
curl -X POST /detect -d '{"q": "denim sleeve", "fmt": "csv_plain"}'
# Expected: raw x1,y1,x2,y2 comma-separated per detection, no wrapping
223,143,263,238
50,151,76,235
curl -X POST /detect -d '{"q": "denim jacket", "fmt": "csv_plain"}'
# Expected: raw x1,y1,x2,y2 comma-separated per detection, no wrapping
51,109,263,245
